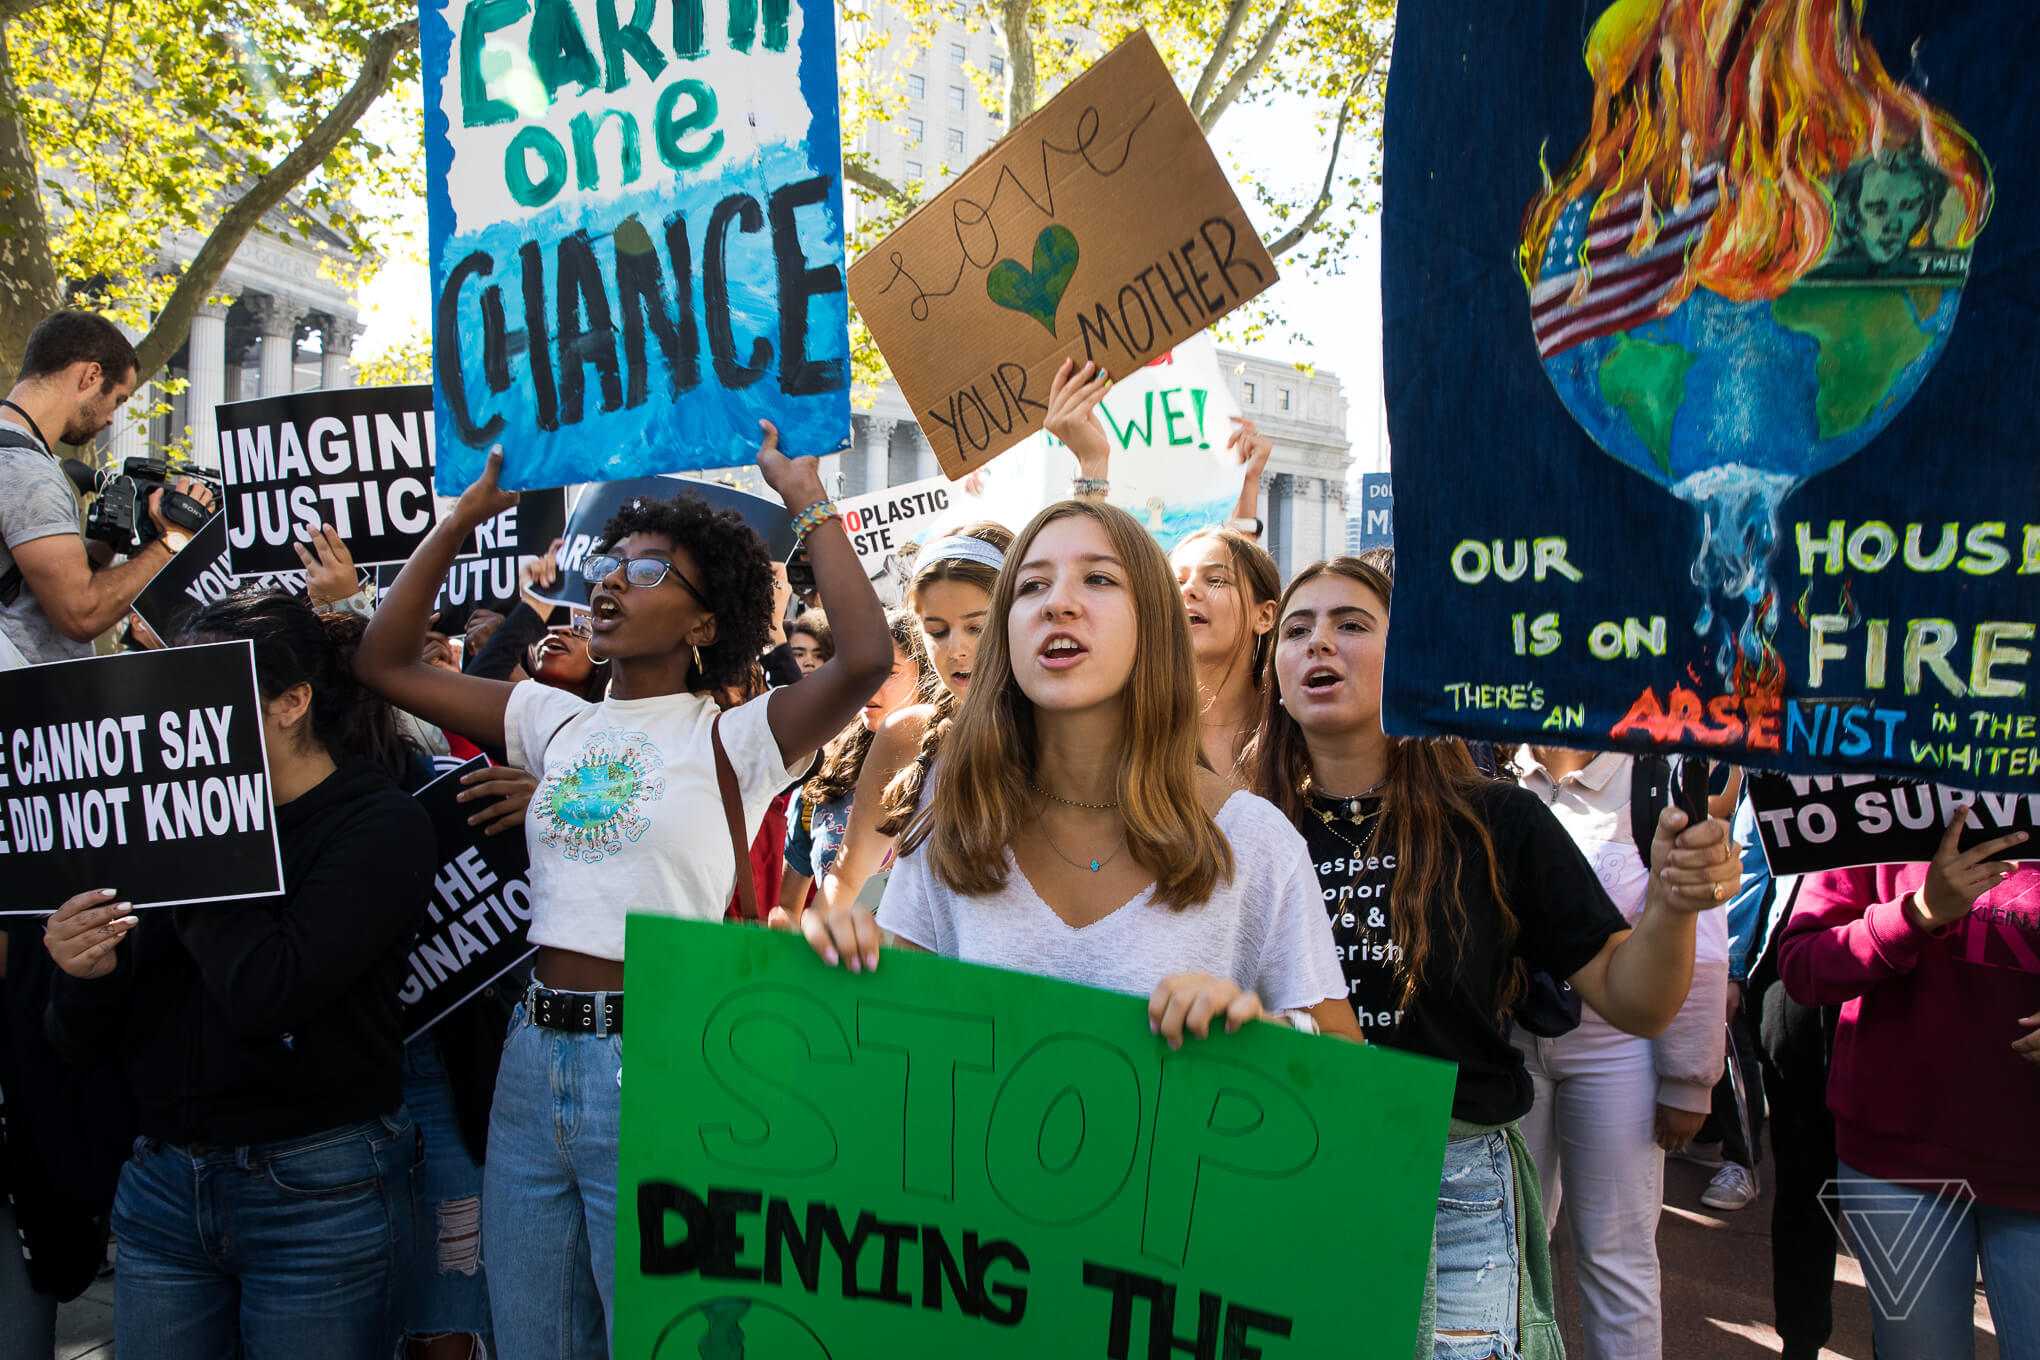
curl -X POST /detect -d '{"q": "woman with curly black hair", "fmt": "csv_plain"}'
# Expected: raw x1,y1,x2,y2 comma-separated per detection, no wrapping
354,424,892,1360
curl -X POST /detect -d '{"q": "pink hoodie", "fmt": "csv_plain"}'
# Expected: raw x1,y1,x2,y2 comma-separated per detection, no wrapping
1780,861,2040,1211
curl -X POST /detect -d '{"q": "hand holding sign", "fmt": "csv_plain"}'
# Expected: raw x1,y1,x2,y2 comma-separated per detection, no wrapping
796,896,884,973
1644,808,1740,913
1043,359,1115,480
754,419,827,512
1911,808,2026,930
1227,417,1273,479
42,888,138,978
292,525,359,607
457,765,538,837
455,448,519,528
1148,971,1265,1049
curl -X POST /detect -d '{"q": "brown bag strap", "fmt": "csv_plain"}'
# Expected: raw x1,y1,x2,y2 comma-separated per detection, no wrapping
712,714,761,923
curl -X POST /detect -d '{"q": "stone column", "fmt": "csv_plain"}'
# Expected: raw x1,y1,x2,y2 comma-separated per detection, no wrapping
247,295,308,396
187,301,231,471
320,316,364,389
865,417,898,496
107,315,151,463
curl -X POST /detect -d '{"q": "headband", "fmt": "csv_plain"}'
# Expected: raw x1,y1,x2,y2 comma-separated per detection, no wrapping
914,535,1006,573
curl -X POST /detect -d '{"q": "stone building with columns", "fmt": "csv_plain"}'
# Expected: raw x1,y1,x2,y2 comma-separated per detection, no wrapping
831,351,1352,580
106,215,367,471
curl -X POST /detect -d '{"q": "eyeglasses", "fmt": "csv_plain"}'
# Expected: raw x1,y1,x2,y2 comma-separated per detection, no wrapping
580,554,713,611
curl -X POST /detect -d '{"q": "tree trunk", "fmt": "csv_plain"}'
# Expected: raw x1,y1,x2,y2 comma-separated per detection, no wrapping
0,26,65,389
132,20,417,386
999,0,1037,124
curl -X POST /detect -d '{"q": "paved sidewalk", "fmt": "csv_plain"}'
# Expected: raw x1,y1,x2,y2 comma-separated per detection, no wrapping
1554,1151,2000,1358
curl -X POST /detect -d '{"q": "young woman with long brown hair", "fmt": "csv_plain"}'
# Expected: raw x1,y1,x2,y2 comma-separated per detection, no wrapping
1042,358,1280,782
800,500,1360,1049
804,521,1013,916
1169,525,1279,780
779,610,930,913
1252,554,1738,1360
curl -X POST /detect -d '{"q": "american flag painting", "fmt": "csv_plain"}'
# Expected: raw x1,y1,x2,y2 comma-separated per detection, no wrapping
1530,163,1722,359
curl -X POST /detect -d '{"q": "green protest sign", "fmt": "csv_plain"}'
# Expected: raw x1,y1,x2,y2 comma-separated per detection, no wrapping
617,917,1455,1358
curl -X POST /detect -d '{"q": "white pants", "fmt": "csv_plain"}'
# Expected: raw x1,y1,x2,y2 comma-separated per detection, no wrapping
1515,1019,1666,1360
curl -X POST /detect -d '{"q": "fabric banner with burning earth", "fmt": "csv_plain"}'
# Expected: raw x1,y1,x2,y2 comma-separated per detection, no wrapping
1381,0,2037,792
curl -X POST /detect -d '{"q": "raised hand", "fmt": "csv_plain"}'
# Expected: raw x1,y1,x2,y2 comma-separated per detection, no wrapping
1044,358,1114,480
294,523,359,606
1910,808,2024,930
1227,417,1274,480
755,419,827,513
455,446,519,526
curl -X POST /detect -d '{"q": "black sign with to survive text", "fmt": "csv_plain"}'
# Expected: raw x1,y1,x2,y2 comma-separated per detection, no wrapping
0,642,283,913
1747,773,2040,877
218,384,473,575
401,756,537,1039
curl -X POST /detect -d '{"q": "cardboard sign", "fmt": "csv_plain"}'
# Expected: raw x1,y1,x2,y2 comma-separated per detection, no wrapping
1380,1,2037,793
130,514,330,643
849,30,1278,479
0,642,282,914
400,756,537,1040
531,476,794,612
377,490,568,631
839,475,951,575
423,0,852,494
218,385,469,575
1747,773,2040,876
617,919,1454,1358
936,333,1245,553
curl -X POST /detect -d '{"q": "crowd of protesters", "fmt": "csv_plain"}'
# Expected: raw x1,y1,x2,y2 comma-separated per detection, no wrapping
0,311,2033,1360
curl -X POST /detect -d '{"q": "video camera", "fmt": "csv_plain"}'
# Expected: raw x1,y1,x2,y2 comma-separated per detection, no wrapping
64,456,218,552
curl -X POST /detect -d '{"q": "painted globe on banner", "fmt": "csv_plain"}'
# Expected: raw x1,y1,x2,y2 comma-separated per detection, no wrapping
650,1297,834,1360
1517,0,1993,674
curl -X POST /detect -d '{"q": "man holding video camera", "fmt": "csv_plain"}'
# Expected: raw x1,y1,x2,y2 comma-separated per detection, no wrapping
0,310,215,667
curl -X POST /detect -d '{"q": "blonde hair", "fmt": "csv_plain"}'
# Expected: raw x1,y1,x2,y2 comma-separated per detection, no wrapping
901,500,1233,908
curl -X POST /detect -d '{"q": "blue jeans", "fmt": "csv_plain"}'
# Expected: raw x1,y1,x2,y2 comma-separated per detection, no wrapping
483,999,622,1360
401,1036,493,1344
111,1114,418,1360
1421,1129,1522,1360
1835,1161,2040,1360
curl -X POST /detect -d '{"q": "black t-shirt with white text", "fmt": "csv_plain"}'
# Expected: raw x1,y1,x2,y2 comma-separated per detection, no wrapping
1298,781,1625,1124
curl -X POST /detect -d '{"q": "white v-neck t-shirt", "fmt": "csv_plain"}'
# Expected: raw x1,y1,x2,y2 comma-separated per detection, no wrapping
876,790,1348,1014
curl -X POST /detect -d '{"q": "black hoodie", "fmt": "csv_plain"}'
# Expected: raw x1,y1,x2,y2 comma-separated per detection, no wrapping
47,761,435,1146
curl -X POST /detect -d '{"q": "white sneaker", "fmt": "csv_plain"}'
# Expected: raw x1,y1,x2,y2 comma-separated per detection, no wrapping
1702,1162,1758,1210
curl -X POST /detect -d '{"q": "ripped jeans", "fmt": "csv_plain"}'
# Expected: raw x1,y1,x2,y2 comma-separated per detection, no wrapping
399,1036,492,1347
1416,1125,1561,1360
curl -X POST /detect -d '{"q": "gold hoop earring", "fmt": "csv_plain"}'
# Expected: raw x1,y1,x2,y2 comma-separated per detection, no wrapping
692,644,703,674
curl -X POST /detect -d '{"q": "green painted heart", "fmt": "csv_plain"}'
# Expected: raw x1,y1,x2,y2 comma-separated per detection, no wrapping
985,225,1079,336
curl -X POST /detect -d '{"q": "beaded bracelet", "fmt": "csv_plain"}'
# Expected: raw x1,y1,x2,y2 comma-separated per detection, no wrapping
790,496,840,546
1071,476,1109,499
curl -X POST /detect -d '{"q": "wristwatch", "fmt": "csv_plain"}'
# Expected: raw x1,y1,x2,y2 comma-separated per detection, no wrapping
1227,516,1263,537
159,529,192,555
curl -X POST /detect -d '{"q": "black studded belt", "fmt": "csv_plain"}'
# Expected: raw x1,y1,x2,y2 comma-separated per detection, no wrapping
527,983,623,1036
